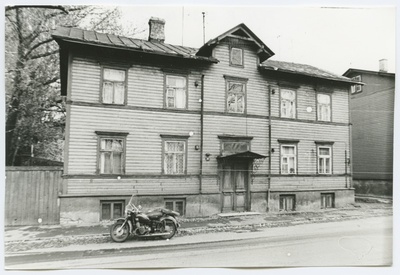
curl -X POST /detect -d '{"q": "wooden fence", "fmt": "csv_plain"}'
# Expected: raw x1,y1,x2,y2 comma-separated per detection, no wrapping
5,166,64,226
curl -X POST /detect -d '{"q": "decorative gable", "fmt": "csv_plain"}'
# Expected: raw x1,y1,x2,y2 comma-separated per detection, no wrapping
196,23,274,63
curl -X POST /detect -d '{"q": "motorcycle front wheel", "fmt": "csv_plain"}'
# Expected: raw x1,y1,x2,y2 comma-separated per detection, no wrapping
160,220,177,240
110,221,129,242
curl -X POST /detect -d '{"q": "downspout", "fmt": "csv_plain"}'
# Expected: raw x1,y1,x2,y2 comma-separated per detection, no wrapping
267,84,272,212
348,84,353,190
199,74,205,194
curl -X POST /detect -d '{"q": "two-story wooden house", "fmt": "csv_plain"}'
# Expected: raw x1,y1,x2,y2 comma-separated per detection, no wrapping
53,18,356,224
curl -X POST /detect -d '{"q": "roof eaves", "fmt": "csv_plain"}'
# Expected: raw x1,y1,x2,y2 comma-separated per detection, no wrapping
259,65,357,84
52,35,219,63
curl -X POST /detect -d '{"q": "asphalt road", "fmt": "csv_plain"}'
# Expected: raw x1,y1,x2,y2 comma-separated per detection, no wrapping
5,216,392,269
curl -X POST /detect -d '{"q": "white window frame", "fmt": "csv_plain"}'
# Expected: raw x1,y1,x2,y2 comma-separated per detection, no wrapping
165,75,187,109
317,93,332,122
98,137,125,175
101,67,126,105
230,47,244,66
163,140,187,175
351,75,362,94
226,81,246,114
317,145,332,174
281,144,297,174
280,89,296,118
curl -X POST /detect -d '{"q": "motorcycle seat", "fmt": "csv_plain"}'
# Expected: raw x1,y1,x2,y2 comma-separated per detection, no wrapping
161,208,180,217
146,210,163,220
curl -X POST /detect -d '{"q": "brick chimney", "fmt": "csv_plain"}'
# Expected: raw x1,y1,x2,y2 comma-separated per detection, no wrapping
379,59,388,73
148,17,165,43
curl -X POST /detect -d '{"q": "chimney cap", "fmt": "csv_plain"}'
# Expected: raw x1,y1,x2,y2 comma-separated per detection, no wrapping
149,17,165,24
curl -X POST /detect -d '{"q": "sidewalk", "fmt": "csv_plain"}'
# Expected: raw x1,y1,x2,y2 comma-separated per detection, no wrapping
4,201,392,255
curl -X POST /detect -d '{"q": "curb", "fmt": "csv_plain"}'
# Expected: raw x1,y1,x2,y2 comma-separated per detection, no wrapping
5,208,392,255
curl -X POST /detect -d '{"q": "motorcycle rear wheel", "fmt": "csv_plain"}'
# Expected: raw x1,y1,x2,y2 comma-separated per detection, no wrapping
110,221,129,242
160,220,177,239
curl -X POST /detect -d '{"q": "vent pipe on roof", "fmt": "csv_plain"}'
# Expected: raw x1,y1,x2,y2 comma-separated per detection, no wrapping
148,17,165,43
379,59,388,73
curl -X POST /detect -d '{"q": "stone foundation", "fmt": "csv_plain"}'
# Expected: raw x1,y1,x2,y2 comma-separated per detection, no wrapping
60,189,355,224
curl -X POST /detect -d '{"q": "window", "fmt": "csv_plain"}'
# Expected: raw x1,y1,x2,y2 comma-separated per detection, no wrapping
226,81,246,113
318,146,332,174
230,47,243,66
165,75,187,109
221,141,250,156
317,94,331,122
279,195,295,211
165,199,185,215
101,201,124,220
96,132,128,175
163,140,186,174
281,145,297,174
281,89,296,118
321,193,335,208
351,75,362,94
102,68,126,104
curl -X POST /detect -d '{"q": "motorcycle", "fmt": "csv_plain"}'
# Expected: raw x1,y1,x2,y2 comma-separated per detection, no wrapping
110,194,180,242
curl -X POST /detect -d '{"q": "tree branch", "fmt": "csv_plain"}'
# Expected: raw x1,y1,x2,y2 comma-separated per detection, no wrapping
24,38,54,59
29,49,59,60
6,6,69,14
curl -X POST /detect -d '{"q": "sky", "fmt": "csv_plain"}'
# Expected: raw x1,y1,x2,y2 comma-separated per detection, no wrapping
112,3,396,76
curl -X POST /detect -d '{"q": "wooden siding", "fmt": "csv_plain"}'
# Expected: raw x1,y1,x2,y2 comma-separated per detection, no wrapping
71,57,203,111
5,167,63,226
270,120,350,175
268,80,349,124
67,105,200,175
201,41,269,117
270,176,349,190
65,36,351,197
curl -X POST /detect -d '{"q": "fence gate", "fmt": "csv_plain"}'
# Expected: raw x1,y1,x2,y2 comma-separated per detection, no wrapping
5,167,64,226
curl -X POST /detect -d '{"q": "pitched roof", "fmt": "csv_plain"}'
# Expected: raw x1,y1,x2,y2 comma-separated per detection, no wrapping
196,23,274,62
52,26,218,63
343,68,395,78
260,60,356,84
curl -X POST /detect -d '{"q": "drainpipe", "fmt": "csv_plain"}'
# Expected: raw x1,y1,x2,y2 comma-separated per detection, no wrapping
199,74,205,194
348,84,353,189
267,84,272,212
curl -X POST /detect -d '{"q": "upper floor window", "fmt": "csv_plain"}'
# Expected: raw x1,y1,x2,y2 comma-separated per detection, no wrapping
230,47,243,66
102,68,126,105
281,144,297,174
351,75,362,94
165,75,187,109
281,89,296,118
317,145,332,174
163,139,187,175
317,94,331,122
226,81,246,113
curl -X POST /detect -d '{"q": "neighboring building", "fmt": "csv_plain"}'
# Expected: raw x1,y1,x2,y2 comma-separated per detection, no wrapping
52,18,356,224
343,61,395,196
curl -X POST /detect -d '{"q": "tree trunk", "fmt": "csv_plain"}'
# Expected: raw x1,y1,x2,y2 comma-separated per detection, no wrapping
6,8,25,166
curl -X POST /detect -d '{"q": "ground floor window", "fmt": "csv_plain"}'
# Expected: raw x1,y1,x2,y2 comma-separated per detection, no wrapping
321,193,335,208
165,198,185,215
101,200,124,220
279,195,296,211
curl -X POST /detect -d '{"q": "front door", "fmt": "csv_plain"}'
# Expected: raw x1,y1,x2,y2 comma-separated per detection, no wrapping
222,162,249,212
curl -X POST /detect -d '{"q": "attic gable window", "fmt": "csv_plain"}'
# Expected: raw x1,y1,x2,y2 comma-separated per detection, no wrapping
102,68,126,105
230,47,244,67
